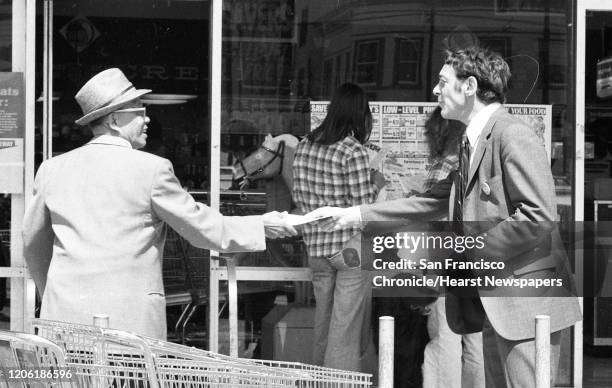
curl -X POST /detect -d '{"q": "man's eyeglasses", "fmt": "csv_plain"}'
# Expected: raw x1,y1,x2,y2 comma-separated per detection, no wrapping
114,107,146,120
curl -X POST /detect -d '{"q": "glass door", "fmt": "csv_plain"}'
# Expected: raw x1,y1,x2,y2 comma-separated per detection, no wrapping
37,0,211,340
2,0,36,333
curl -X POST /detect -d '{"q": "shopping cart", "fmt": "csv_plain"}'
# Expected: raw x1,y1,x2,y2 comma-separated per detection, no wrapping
33,319,372,387
120,333,372,388
0,329,75,387
33,319,296,387
251,360,373,388
33,319,159,387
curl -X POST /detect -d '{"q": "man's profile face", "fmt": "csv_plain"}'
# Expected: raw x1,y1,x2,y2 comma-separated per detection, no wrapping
433,64,468,123
113,100,150,150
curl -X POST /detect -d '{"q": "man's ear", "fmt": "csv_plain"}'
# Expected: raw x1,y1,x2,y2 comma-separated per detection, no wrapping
464,76,478,97
107,113,121,132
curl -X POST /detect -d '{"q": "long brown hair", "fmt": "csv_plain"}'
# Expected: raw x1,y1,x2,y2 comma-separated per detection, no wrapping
308,83,372,145
424,106,465,158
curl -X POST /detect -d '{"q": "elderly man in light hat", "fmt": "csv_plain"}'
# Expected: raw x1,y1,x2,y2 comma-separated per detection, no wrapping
23,68,296,339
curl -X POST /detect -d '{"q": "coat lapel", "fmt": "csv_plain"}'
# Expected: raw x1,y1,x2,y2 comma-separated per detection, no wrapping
466,107,505,189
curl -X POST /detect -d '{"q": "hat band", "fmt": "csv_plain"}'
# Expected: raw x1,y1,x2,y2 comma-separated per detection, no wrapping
85,85,135,115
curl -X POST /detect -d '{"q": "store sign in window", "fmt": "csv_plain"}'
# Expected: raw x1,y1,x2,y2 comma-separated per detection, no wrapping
0,73,24,194
312,100,551,200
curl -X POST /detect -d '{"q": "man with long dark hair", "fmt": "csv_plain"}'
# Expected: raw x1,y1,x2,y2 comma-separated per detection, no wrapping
292,83,384,371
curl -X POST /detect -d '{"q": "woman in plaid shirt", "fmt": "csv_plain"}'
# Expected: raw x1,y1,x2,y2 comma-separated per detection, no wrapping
293,83,384,371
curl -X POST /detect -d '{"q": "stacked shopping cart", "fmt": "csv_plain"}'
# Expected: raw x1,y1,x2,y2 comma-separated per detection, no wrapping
22,318,372,387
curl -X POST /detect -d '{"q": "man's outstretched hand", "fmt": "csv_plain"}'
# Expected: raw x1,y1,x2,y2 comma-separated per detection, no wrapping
262,211,298,239
305,206,362,231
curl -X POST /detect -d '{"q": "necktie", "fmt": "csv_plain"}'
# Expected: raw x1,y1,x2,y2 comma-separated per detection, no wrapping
452,134,470,234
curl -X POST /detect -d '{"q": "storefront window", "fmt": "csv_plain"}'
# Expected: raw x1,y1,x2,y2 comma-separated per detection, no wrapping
31,0,579,373
220,0,575,375
37,0,210,188
221,0,575,257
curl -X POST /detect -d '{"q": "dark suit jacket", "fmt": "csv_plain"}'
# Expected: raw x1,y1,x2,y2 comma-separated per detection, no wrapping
361,107,581,341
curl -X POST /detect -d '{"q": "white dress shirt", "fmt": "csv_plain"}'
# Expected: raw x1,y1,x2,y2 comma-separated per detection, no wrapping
465,102,501,166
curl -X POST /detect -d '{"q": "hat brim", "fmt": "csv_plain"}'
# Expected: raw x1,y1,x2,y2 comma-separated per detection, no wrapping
75,88,152,126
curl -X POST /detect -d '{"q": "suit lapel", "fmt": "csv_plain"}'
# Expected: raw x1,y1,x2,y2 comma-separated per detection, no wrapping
466,107,505,190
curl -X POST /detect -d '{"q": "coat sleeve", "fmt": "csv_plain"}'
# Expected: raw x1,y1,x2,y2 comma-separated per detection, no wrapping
23,162,55,296
150,159,266,252
361,174,451,227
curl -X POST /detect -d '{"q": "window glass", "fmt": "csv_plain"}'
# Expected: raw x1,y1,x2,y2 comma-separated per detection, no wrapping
37,0,209,191
222,0,574,258
397,38,421,86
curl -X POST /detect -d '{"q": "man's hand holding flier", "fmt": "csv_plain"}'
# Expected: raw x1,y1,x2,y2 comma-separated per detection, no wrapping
306,206,362,231
262,211,298,239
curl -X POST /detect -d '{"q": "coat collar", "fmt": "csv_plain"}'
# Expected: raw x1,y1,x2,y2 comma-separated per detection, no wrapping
87,134,132,148
466,106,506,187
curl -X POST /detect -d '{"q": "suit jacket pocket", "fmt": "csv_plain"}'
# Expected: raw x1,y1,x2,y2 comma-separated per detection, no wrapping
512,235,555,276
146,292,166,317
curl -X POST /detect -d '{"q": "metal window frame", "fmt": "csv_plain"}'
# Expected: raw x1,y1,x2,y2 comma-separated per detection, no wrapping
574,1,612,386
10,0,36,332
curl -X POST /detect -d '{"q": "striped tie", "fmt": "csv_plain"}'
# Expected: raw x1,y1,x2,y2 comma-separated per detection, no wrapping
452,134,470,234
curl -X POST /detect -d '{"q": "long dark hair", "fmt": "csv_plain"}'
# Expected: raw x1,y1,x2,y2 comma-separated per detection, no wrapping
424,106,465,159
308,83,372,145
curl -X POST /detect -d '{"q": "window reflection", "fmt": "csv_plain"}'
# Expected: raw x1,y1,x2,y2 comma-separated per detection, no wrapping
222,0,574,227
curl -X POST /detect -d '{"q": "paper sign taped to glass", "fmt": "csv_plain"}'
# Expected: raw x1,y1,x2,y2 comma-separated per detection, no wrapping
0,72,25,194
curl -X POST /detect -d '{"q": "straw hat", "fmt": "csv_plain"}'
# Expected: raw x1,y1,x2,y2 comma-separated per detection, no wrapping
75,68,151,126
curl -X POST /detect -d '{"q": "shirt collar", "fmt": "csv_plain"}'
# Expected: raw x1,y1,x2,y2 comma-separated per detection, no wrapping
88,134,133,149
465,102,501,146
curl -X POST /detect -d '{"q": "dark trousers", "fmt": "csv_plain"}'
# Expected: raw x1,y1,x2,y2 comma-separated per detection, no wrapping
373,298,430,388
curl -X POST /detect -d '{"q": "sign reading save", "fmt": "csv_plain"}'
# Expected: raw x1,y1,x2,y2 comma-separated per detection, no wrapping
0,72,25,194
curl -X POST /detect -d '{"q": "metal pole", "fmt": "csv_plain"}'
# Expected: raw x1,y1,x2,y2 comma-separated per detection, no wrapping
226,257,238,357
378,316,394,388
92,314,108,388
535,315,551,388
208,0,223,353
43,0,53,161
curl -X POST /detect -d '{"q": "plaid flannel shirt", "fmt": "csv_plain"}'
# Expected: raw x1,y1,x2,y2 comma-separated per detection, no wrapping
292,136,379,260
422,150,458,192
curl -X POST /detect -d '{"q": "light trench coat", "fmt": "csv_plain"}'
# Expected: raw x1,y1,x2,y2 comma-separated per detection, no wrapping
23,135,265,339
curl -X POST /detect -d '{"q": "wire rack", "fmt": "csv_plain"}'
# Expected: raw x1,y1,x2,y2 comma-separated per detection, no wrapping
32,319,372,388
